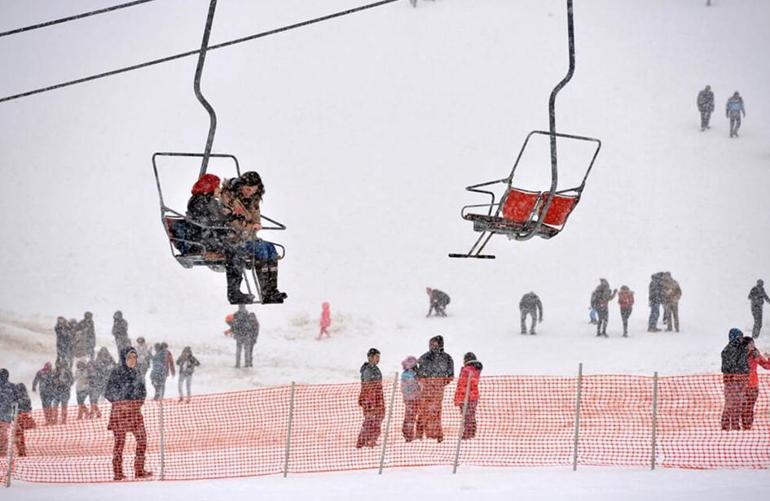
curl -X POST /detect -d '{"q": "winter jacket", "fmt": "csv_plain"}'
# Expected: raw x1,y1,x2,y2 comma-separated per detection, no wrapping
358,363,384,413
320,306,331,329
697,89,714,112
78,317,96,355
662,278,682,304
93,350,116,391
105,347,147,433
749,285,770,307
747,349,770,388
726,95,745,116
55,321,73,360
52,366,74,400
519,293,543,317
592,282,616,309
135,343,153,369
246,313,259,343
74,367,90,393
400,369,420,402
14,385,32,413
32,366,55,397
417,348,455,381
150,349,175,381
649,273,664,305
232,310,251,341
721,339,749,375
0,371,16,423
176,354,200,376
430,289,451,307
112,318,130,351
454,360,483,406
618,289,635,310
72,324,90,358
186,193,230,249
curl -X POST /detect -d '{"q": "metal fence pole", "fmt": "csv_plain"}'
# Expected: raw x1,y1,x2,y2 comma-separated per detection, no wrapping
5,403,18,488
159,399,166,480
650,372,659,471
283,382,296,478
572,362,583,471
378,372,399,475
453,371,473,474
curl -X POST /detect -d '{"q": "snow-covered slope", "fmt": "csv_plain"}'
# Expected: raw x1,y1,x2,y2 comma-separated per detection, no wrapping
1,0,769,394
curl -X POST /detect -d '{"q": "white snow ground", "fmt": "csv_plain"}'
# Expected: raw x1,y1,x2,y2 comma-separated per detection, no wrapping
1,0,770,498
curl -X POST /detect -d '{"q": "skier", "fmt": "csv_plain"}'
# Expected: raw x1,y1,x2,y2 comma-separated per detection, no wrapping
400,356,420,442
425,287,451,317
105,346,152,481
416,335,454,442
661,272,682,332
720,328,748,431
112,311,131,354
697,85,714,131
726,91,745,138
32,361,56,425
317,302,331,340
453,352,483,440
748,279,770,338
356,348,384,448
647,272,664,332
519,292,543,335
591,279,617,337
617,285,635,337
741,337,770,430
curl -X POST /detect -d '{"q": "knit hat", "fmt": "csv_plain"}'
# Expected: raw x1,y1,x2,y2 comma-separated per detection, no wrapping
191,173,221,195
401,356,417,370
463,352,477,364
728,328,743,342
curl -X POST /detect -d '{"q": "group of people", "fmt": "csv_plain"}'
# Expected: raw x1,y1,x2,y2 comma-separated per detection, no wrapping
224,305,259,368
720,328,769,431
356,335,483,448
696,85,746,137
54,313,96,369
183,171,286,305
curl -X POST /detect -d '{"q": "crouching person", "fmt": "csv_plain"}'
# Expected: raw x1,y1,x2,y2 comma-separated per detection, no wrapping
454,352,483,440
105,347,152,481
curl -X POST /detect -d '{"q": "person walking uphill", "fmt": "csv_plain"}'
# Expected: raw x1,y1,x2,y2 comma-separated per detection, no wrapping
726,91,745,138
748,279,770,338
697,85,714,131
591,279,617,337
721,328,749,431
416,335,454,442
426,287,451,317
105,347,152,481
519,292,543,335
400,356,420,442
356,348,384,448
454,353,483,440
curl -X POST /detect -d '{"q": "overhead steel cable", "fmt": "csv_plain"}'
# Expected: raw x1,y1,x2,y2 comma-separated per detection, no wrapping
0,0,401,104
0,0,158,38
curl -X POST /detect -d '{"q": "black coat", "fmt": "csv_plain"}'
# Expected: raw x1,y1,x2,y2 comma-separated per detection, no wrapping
649,273,664,305
55,322,73,359
519,293,543,316
749,285,770,307
417,349,454,380
721,339,749,374
430,289,451,307
186,194,230,249
14,385,32,413
105,349,146,403
697,89,714,112
0,373,15,423
232,310,251,341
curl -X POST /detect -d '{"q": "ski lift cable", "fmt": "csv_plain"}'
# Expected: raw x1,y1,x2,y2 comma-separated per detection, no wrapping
0,0,158,38
0,0,401,105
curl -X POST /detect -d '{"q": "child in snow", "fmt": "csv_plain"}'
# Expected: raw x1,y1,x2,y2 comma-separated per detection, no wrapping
618,285,635,337
317,302,331,340
400,356,420,442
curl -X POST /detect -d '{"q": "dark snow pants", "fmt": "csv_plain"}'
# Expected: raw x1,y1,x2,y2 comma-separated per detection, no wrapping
742,386,759,430
664,302,679,332
648,303,661,330
416,380,447,441
356,406,384,447
596,306,609,335
721,374,747,431
751,305,763,338
402,399,419,441
520,308,538,334
113,428,147,478
729,113,742,136
620,307,632,335
700,110,711,129
461,400,478,439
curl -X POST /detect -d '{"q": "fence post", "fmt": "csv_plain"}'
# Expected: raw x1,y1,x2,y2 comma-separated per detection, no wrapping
5,403,18,488
378,372,399,475
453,370,473,474
650,371,659,471
572,362,583,471
159,399,165,481
283,382,296,478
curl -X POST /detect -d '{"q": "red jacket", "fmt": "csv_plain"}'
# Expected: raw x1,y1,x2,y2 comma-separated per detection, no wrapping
320,305,331,329
454,361,483,406
618,289,634,310
748,350,770,388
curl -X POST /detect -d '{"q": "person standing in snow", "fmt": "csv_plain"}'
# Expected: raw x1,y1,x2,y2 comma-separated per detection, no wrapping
740,337,770,430
0,369,16,456
748,279,770,338
721,328,748,431
149,342,175,400
426,287,451,317
112,311,131,354
105,346,152,481
697,85,714,131
617,285,635,337
416,335,454,442
55,316,74,369
661,272,682,332
32,361,56,424
244,312,259,368
647,272,664,332
317,302,331,340
726,91,745,138
13,383,34,457
232,305,250,368
454,352,483,440
176,346,200,403
356,348,385,448
519,292,543,335
400,356,420,442
91,347,116,409
134,337,152,380
51,359,74,424
74,360,92,419
591,279,617,337
78,312,96,360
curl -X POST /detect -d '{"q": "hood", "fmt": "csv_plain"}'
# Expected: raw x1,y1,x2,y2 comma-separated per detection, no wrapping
119,346,137,367
465,360,483,371
728,328,743,342
0,368,8,384
430,335,445,352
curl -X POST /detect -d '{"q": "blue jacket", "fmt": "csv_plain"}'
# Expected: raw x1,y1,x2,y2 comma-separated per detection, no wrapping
401,369,420,401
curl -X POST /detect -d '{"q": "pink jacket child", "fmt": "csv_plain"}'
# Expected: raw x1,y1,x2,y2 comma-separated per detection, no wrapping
317,302,331,339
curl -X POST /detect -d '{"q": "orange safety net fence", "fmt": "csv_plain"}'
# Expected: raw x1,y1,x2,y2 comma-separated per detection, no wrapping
1,374,768,483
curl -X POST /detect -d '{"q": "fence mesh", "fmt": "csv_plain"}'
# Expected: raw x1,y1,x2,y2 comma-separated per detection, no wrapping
1,374,768,483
